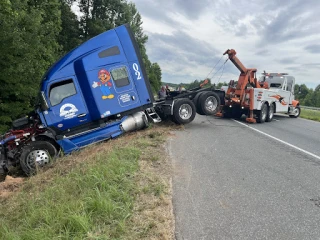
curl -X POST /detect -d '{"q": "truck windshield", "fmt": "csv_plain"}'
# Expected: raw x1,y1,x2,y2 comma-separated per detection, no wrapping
264,76,284,88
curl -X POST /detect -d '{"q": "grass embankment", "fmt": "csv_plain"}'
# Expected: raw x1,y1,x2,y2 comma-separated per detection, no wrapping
0,123,179,240
300,109,320,122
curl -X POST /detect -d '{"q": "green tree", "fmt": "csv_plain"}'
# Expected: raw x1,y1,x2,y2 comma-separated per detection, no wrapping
58,0,82,54
303,90,315,106
148,63,162,92
216,81,228,89
126,2,148,50
294,84,310,102
0,0,61,132
79,0,128,40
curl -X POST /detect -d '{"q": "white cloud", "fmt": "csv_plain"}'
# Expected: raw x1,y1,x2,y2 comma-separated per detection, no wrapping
131,0,320,88
71,2,82,18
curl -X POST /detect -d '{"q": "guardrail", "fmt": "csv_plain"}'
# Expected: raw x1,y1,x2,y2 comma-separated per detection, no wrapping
300,106,320,111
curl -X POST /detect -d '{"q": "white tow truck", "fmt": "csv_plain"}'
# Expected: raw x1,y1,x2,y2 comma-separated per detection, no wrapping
218,49,300,123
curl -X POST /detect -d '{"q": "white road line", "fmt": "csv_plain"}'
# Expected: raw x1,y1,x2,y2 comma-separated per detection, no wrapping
233,119,320,161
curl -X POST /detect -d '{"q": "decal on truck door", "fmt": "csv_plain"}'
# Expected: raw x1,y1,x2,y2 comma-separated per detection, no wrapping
270,94,287,106
59,103,79,119
92,69,115,99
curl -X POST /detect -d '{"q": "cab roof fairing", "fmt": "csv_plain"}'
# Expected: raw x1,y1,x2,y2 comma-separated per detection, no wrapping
40,28,122,88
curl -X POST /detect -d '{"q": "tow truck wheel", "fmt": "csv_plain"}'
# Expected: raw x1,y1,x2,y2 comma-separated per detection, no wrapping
256,103,268,123
199,92,221,115
172,99,196,124
289,105,300,118
20,141,58,176
266,103,274,122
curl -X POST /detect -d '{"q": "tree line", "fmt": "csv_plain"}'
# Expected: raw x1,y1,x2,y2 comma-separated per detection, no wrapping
163,79,227,90
294,84,320,107
0,0,162,132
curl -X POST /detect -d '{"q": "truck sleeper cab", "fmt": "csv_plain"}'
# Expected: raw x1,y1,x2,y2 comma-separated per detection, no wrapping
38,24,154,153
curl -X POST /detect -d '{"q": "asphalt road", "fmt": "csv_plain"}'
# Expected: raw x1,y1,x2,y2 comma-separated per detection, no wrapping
168,114,320,240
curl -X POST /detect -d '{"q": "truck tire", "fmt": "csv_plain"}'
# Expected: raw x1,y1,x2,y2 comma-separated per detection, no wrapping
20,141,58,176
193,92,206,115
198,92,221,115
289,105,300,118
256,103,268,123
172,99,196,124
266,103,274,122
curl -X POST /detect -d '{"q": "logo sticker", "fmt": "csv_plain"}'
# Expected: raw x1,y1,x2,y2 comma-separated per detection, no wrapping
59,103,78,119
101,111,111,118
92,69,115,100
120,93,131,103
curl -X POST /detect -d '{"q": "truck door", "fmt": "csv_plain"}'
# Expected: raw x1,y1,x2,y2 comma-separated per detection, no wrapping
86,64,142,118
110,65,141,108
46,77,91,131
276,78,290,111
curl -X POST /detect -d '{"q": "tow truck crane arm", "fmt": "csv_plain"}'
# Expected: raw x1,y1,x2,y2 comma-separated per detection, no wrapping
222,49,266,123
223,49,248,74
223,49,262,92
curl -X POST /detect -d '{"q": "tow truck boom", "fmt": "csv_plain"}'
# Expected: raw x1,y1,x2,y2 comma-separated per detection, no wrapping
222,49,263,122
219,49,300,123
223,49,262,92
223,49,249,74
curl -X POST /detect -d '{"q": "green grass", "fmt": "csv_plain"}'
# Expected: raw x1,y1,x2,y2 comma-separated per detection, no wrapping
0,147,140,240
0,124,175,240
300,108,320,122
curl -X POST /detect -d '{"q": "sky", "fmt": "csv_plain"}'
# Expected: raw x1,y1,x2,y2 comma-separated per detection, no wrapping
129,0,320,89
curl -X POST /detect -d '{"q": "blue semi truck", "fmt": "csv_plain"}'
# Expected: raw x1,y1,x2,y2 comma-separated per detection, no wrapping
0,24,224,179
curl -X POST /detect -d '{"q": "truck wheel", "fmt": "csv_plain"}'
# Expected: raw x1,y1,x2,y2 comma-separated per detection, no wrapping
20,141,58,176
172,99,196,124
266,103,274,122
193,92,206,115
199,92,221,115
289,105,300,118
256,103,268,123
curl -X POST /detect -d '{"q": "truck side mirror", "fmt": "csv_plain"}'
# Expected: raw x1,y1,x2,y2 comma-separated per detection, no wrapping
298,86,301,94
40,91,49,111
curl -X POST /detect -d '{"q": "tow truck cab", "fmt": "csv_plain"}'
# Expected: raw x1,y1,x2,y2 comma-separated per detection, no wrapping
260,73,296,112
